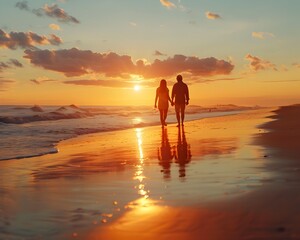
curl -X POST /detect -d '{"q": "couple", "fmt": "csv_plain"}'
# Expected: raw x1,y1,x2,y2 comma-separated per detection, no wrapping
154,75,189,127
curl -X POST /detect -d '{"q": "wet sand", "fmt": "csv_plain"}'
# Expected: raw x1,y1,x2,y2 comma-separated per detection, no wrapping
1,107,300,239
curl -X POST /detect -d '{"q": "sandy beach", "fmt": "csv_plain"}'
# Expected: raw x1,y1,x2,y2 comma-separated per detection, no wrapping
1,106,300,240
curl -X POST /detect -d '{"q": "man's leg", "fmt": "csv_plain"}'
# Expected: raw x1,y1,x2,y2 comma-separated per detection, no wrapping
181,108,185,125
176,111,180,126
181,105,185,125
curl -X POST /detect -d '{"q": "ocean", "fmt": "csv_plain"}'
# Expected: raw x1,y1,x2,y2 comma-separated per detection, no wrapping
0,104,254,161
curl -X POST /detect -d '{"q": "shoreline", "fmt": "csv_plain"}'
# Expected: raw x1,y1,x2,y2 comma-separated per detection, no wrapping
0,109,245,161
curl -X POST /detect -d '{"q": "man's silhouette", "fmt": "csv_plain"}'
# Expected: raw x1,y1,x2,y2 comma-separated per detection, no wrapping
171,75,189,127
174,126,191,178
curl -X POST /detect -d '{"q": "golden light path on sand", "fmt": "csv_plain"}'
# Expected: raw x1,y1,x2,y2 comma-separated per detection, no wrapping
129,128,159,211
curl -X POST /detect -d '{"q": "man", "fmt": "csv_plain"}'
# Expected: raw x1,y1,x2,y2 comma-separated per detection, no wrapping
171,75,189,127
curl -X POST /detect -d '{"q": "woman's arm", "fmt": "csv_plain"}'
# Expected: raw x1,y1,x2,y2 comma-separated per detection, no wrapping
154,88,158,108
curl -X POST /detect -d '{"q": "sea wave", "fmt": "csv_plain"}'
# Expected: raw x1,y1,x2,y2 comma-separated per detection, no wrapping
0,104,93,124
2,148,59,161
0,104,261,161
0,104,258,124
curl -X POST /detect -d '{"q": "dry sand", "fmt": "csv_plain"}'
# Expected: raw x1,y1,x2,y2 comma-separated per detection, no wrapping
1,106,300,239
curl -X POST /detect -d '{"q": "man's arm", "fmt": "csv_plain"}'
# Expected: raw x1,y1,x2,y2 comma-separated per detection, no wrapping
171,85,175,104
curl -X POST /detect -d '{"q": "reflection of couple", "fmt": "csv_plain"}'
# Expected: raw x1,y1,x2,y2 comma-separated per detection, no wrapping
158,127,191,179
154,75,189,127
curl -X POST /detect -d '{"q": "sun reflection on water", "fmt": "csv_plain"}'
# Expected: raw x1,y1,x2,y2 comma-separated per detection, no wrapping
133,128,149,199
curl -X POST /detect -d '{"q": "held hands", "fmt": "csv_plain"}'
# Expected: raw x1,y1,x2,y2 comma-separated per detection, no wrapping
186,100,189,106
171,101,174,106
154,104,157,108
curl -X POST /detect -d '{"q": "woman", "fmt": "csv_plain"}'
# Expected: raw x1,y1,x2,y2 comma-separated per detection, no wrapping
154,79,172,127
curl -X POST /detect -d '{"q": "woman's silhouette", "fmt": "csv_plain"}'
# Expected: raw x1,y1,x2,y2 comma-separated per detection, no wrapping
154,79,172,127
157,128,174,179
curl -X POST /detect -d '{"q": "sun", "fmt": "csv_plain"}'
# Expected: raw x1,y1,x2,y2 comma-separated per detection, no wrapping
134,85,141,91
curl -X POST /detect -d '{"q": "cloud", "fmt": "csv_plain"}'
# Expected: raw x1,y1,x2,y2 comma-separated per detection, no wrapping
0,29,62,49
24,48,135,77
206,11,221,20
48,34,63,45
252,32,274,39
174,75,241,84
199,77,241,83
38,4,80,23
16,1,79,24
154,50,167,56
15,1,29,10
0,62,9,71
0,79,15,91
24,48,234,79
129,22,137,27
160,0,176,9
0,59,23,71
64,79,135,88
262,79,300,83
49,23,61,31
245,54,277,71
292,63,300,68
30,77,57,85
9,59,23,68
63,79,159,88
30,79,41,85
280,65,288,72
140,55,234,78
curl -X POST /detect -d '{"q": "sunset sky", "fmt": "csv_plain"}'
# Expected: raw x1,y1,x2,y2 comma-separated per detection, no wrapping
0,0,300,106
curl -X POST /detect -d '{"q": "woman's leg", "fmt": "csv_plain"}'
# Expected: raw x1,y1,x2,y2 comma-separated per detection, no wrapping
159,109,164,125
163,109,168,125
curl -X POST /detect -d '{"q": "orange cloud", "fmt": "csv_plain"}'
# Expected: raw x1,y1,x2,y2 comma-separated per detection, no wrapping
64,79,159,88
49,24,61,31
252,32,274,39
24,48,234,79
206,11,221,20
41,4,79,23
292,63,300,68
191,77,241,84
245,54,277,71
64,79,134,88
160,0,176,9
0,29,62,50
0,79,15,91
